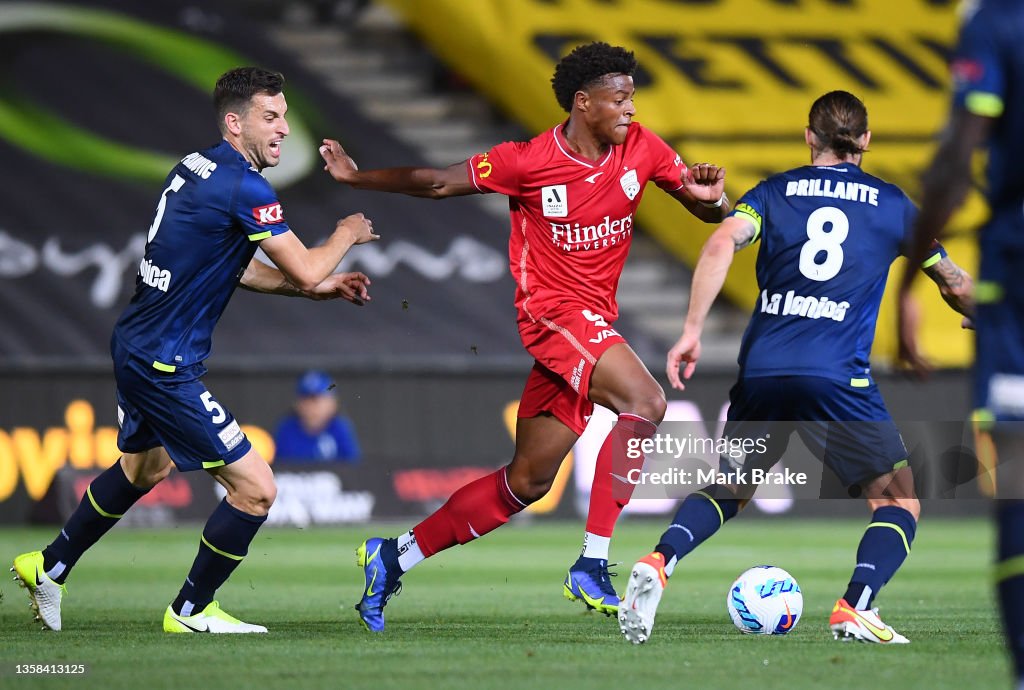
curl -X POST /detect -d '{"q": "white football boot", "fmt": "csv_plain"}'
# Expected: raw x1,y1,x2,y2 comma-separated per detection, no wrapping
619,552,668,644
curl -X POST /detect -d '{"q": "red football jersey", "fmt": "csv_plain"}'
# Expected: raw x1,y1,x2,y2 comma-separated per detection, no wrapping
467,123,686,323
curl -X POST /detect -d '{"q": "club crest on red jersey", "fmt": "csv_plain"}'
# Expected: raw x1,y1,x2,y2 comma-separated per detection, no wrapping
620,169,640,200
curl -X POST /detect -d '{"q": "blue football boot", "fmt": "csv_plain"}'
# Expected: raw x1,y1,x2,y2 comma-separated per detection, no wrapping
355,537,402,632
563,556,619,616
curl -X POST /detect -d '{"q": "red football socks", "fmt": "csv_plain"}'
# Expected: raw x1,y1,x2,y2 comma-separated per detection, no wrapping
412,466,526,557
585,413,658,537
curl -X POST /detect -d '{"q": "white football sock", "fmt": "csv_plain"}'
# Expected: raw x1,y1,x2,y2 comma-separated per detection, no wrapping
46,561,67,581
397,530,425,572
581,532,610,560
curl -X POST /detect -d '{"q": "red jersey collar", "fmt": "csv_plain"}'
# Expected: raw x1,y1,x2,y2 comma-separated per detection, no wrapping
552,123,615,169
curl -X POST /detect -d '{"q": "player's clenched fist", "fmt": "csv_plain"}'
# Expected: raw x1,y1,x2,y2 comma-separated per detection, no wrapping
681,162,726,203
336,213,379,244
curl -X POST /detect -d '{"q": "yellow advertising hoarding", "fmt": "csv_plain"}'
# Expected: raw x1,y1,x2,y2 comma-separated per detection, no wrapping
384,0,981,366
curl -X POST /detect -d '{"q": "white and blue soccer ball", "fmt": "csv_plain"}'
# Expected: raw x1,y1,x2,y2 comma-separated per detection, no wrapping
726,565,802,635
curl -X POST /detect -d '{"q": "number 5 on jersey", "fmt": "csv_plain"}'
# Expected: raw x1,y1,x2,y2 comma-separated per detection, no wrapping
148,175,186,242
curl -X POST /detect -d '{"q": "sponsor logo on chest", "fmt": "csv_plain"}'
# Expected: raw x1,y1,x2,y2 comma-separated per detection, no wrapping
549,213,634,252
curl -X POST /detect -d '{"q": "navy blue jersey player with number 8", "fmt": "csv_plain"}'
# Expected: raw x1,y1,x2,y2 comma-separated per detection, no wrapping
618,91,974,645
11,67,378,633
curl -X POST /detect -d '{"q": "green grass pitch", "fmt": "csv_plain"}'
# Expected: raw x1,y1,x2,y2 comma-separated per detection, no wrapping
0,518,1008,689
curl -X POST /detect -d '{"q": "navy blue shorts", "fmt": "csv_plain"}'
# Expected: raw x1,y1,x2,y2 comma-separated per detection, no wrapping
722,375,908,489
111,338,251,472
974,240,1024,424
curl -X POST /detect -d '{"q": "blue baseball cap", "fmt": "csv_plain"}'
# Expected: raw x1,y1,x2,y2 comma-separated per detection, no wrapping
296,370,334,397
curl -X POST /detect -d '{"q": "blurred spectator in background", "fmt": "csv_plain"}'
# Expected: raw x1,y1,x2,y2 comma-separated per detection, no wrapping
273,370,361,463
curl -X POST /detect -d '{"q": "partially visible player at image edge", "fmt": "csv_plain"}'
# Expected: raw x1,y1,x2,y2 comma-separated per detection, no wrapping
896,1,1024,685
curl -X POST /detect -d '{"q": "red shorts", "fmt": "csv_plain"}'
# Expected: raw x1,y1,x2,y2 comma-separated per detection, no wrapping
516,306,627,436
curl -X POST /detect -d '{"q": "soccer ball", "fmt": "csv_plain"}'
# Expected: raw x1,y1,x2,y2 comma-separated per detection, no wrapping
726,565,802,635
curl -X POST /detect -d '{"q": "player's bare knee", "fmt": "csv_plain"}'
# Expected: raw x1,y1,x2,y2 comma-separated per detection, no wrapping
230,482,276,516
626,389,667,424
505,465,553,505
867,495,920,520
249,478,278,515
264,479,278,509
121,450,172,490
895,496,920,520
507,475,551,504
142,461,173,488
520,476,554,504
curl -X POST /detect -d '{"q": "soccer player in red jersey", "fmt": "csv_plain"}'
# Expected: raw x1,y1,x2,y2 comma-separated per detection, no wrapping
321,42,728,631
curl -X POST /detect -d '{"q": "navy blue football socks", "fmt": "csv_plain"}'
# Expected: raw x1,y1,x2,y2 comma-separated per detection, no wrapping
996,501,1024,679
655,490,740,569
172,499,267,616
42,459,149,583
843,505,917,609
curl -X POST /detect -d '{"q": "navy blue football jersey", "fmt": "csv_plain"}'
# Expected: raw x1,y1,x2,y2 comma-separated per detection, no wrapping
954,1,1024,421
112,140,291,370
953,0,1024,233
731,164,943,384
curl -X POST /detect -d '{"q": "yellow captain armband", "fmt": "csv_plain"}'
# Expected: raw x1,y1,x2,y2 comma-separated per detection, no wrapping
733,203,763,244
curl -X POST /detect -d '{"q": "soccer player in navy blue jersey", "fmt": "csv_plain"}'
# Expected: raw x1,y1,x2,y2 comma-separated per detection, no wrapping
618,91,974,645
11,67,377,633
897,1,1024,683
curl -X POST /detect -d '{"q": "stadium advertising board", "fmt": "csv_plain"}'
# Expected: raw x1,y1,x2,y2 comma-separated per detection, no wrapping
384,0,982,367
0,370,993,524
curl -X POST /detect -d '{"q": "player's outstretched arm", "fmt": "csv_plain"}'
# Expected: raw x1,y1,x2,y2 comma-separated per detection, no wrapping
319,139,478,199
896,254,975,379
240,259,371,305
896,108,990,375
307,271,372,304
257,213,378,293
667,216,754,390
670,163,730,223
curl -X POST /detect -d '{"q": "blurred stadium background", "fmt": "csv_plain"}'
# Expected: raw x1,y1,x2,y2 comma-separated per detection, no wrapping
0,1,1007,685
0,0,992,525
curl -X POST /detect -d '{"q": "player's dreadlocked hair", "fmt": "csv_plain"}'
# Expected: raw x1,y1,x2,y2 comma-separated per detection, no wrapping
213,67,285,133
551,42,637,113
808,90,869,158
